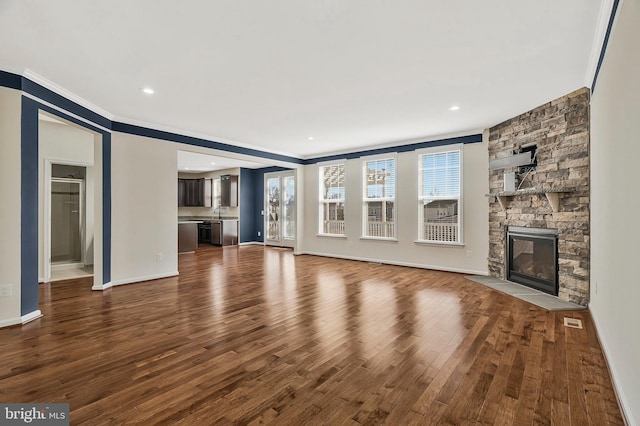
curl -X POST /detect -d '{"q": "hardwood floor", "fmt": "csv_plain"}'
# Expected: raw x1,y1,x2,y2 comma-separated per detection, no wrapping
0,245,624,425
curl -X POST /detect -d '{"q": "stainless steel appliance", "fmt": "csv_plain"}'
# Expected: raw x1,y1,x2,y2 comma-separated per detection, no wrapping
211,220,238,246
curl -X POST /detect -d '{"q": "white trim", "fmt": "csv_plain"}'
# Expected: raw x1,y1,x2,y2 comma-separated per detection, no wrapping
51,263,86,272
44,159,94,283
0,317,22,329
114,115,297,161
303,129,483,160
92,281,113,291
296,251,489,276
414,240,465,247
359,236,398,243
238,241,265,246
23,68,114,120
590,310,635,426
110,271,179,287
584,0,623,88
23,92,112,133
362,154,397,239
417,144,464,245
315,233,348,239
21,310,43,324
264,170,297,248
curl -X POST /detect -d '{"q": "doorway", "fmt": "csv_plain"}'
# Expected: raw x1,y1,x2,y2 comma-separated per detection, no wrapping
51,178,83,264
39,111,97,284
264,171,296,247
46,164,94,282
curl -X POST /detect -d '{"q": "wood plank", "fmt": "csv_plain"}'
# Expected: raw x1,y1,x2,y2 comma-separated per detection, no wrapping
0,245,624,425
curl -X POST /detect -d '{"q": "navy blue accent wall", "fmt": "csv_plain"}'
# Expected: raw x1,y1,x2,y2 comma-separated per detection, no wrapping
239,168,257,243
0,70,22,90
20,97,39,316
591,0,621,93
102,133,112,284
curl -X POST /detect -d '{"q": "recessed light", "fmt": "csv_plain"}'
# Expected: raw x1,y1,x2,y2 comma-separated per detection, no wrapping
142,87,155,95
210,162,215,165
307,136,314,141
185,167,189,170
449,105,460,111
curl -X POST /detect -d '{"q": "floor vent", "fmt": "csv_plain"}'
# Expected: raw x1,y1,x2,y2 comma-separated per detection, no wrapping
564,317,583,329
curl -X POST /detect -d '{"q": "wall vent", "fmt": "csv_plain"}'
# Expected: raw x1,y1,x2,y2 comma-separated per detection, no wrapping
563,317,583,329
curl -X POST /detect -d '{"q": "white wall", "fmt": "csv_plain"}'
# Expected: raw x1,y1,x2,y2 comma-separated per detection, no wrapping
590,1,640,424
38,120,95,280
110,132,179,285
0,87,23,327
299,138,489,275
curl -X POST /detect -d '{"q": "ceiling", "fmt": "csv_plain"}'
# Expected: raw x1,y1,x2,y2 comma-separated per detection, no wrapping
0,1,604,159
177,150,267,173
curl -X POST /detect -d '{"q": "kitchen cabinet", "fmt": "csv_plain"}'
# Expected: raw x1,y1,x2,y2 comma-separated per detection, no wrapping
178,178,212,207
220,174,238,207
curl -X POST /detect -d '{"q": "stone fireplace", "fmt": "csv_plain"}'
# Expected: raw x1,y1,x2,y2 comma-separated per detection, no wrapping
488,88,590,305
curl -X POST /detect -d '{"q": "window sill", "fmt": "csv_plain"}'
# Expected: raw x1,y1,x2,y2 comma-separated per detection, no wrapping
316,233,348,239
359,236,398,242
414,240,465,248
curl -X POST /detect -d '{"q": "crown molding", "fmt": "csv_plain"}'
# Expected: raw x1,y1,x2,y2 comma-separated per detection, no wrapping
301,127,485,160
23,68,114,120
585,0,623,90
112,115,301,160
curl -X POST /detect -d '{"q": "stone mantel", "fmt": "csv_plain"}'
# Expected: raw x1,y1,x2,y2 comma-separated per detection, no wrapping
486,188,576,212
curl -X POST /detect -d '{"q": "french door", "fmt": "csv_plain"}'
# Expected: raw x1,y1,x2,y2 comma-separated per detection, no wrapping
264,171,295,247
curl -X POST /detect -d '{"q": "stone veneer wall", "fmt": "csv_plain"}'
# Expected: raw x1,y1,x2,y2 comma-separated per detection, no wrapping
488,87,590,305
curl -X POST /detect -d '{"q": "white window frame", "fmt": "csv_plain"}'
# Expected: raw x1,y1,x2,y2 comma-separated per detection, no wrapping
361,153,397,240
318,161,347,237
416,144,464,245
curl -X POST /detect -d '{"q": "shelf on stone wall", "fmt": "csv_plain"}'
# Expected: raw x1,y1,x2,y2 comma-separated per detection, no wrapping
485,188,576,212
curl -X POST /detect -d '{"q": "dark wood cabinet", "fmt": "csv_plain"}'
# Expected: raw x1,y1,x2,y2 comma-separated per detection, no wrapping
220,174,238,207
178,178,212,207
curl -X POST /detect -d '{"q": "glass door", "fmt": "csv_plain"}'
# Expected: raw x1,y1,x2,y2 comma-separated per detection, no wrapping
51,179,83,264
265,171,295,247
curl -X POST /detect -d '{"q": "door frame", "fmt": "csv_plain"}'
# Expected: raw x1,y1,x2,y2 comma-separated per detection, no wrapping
264,170,296,248
44,159,92,282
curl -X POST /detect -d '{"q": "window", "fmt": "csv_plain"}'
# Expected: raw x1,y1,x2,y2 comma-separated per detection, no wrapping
418,145,462,243
362,156,396,238
319,162,346,235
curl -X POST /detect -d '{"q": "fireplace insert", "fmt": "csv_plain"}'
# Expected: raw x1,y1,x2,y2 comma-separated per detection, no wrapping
506,226,558,295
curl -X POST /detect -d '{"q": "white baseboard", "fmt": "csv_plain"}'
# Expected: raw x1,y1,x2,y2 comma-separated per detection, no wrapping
21,309,43,324
590,310,635,426
238,241,264,246
296,251,489,276
92,281,113,291
0,316,21,328
0,310,43,329
111,271,179,287
51,262,85,272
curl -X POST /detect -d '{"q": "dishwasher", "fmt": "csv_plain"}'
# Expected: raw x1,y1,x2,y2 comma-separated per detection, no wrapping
211,220,238,246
